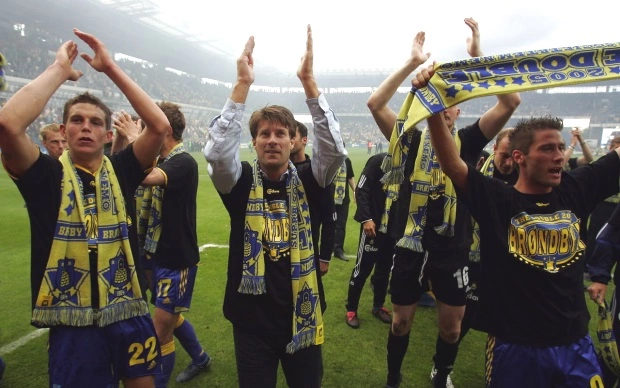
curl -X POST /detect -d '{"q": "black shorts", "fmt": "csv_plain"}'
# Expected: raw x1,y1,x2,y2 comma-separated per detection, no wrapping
390,247,468,306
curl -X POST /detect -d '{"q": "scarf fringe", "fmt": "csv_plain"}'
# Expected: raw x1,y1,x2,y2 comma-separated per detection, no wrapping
237,277,267,295
381,154,392,173
380,167,404,186
395,235,424,252
32,299,148,328
469,252,481,263
433,223,455,237
286,327,318,354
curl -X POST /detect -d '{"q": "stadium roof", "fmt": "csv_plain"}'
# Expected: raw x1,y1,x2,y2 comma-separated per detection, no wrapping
0,0,237,81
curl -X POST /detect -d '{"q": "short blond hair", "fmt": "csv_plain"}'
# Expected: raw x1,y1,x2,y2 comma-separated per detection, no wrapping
39,123,61,142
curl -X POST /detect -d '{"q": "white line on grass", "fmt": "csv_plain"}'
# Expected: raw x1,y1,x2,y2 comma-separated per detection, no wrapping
199,243,229,252
1,244,349,355
0,328,48,356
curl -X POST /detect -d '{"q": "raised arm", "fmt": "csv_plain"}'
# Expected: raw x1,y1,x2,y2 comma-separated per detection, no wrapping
574,128,594,166
74,29,169,170
464,18,521,140
298,25,347,187
418,65,469,190
0,41,82,176
204,36,255,193
367,32,429,140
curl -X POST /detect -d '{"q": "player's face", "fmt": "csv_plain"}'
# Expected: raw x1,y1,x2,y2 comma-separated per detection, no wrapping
61,103,112,163
493,137,514,175
291,131,307,156
518,129,565,192
253,120,293,177
442,105,461,130
43,131,68,159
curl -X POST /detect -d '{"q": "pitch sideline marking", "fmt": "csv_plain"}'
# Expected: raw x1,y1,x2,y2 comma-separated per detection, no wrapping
0,328,48,356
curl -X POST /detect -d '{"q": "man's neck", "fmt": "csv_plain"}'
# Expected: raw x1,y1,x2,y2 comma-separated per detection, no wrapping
514,178,552,195
259,164,288,182
70,151,103,174
160,139,181,158
290,151,307,163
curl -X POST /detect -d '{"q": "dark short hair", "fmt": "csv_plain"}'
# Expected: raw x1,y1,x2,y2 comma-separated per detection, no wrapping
63,92,112,130
157,101,185,140
295,120,308,138
248,105,296,139
509,116,563,155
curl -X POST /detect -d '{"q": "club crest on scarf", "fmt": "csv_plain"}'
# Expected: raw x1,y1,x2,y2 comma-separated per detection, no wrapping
33,153,148,328
41,259,88,307
99,251,137,304
241,159,324,354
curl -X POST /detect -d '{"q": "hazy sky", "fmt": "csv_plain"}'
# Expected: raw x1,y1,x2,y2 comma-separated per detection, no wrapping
152,0,620,74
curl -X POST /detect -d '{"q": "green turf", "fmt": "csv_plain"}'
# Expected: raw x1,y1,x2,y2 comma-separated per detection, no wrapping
0,147,608,387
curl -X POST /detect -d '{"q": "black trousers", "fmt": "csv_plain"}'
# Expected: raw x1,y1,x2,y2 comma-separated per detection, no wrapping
334,202,349,255
346,227,394,312
233,326,323,388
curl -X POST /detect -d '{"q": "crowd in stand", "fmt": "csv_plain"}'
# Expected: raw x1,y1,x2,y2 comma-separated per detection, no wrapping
2,22,620,152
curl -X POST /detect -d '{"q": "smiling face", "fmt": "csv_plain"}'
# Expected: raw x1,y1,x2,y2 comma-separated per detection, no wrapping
513,129,565,193
60,103,112,169
253,119,294,179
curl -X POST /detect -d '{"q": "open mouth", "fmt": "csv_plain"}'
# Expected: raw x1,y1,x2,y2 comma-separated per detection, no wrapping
549,167,562,176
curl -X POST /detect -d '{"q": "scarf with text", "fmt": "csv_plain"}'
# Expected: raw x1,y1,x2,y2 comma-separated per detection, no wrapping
33,152,147,327
395,127,460,251
382,42,620,233
241,159,324,353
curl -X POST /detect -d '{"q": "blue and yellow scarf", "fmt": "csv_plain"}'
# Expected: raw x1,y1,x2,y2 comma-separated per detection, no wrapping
140,143,185,255
333,161,347,205
241,160,324,353
382,42,620,233
33,152,147,327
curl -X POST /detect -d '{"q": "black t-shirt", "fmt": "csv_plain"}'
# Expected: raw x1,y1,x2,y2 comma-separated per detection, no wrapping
13,146,146,309
459,152,620,346
219,162,326,335
151,152,200,269
388,121,488,256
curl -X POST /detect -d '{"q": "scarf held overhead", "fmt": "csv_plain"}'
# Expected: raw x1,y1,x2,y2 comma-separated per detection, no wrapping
382,42,620,233
241,160,324,353
33,153,147,327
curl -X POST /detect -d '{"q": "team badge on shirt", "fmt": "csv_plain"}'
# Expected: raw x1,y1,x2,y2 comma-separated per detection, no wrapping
508,210,584,273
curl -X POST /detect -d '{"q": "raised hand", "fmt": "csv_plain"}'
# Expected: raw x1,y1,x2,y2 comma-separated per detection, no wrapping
408,31,430,68
297,24,314,82
74,28,115,73
464,17,482,57
412,63,435,90
56,40,83,81
237,36,255,86
113,110,142,143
